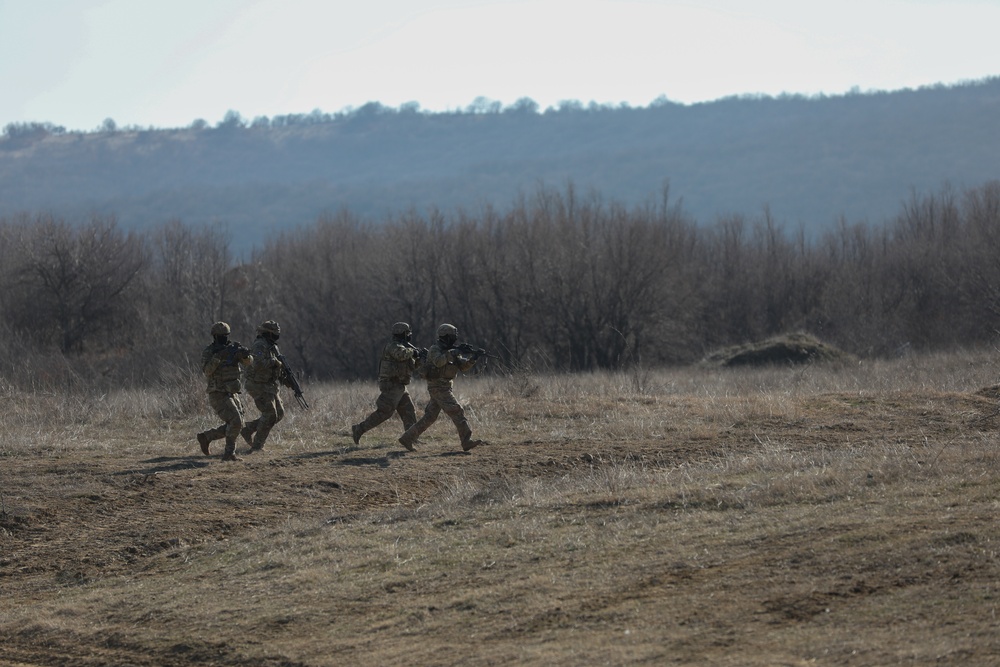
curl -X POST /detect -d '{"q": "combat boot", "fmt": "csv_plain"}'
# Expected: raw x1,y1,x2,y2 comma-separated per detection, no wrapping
222,437,242,461
241,422,257,446
196,432,211,456
250,425,271,452
456,420,481,452
351,423,364,445
398,433,416,452
461,437,483,452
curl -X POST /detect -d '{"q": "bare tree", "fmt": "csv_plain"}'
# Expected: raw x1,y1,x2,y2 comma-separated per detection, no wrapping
10,215,147,354
147,219,234,338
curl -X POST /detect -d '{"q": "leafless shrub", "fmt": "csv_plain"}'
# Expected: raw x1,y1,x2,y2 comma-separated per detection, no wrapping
3,181,1000,388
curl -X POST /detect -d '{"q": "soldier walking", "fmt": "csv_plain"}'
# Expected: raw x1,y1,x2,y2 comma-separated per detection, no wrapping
241,320,287,453
196,322,253,461
352,322,425,444
399,323,484,453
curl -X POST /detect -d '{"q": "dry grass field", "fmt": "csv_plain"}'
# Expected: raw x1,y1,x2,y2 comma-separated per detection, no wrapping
3,351,1000,666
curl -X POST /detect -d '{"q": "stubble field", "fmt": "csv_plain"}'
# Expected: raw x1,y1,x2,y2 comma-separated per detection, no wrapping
2,352,1000,666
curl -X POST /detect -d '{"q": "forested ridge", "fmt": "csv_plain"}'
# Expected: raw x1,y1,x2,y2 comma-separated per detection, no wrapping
2,179,1000,388
2,78,999,252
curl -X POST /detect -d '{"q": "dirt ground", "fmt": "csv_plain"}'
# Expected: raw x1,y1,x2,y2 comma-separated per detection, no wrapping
3,379,1000,666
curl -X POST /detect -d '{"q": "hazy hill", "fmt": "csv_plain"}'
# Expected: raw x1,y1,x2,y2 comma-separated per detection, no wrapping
2,78,999,250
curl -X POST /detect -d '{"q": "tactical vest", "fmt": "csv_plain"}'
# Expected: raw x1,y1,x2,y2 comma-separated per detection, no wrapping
422,343,460,384
203,342,245,394
246,337,282,385
378,340,415,383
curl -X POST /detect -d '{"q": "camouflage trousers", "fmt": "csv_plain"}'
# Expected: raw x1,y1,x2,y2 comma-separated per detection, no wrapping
244,387,284,449
357,379,417,435
202,391,246,455
400,385,472,446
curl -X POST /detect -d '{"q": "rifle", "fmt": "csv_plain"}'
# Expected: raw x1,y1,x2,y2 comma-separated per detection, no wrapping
456,342,501,360
276,354,309,409
212,341,250,366
204,341,249,376
220,341,250,367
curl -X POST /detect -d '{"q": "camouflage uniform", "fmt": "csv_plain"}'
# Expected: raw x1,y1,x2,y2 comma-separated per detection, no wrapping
196,322,253,461
241,320,285,452
399,323,483,452
352,322,421,445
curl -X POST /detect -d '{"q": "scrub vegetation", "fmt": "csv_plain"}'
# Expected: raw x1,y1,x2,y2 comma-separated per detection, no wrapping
2,179,1000,384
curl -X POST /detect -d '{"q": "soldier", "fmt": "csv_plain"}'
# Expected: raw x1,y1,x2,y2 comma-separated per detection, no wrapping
196,321,253,462
241,320,287,453
351,322,425,444
399,323,484,452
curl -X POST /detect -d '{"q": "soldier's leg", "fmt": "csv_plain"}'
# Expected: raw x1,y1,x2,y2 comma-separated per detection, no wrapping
397,389,417,431
197,425,226,455
241,391,264,445
354,382,402,443
219,395,245,461
251,393,280,451
274,393,285,424
360,392,397,431
200,393,233,455
435,388,480,451
201,425,227,441
196,426,224,455
399,396,440,450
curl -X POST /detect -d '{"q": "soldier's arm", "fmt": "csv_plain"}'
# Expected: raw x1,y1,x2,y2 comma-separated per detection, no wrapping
427,345,451,368
248,342,275,370
456,355,477,372
386,342,417,362
202,347,220,376
229,342,251,367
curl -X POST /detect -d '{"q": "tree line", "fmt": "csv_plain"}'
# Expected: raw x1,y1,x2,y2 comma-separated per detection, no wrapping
2,181,999,390
2,97,590,139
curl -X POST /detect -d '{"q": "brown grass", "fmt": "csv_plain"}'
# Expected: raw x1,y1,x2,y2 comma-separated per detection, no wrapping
3,349,1000,665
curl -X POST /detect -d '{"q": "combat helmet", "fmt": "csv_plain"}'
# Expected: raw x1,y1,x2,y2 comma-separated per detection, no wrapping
211,321,231,336
391,322,412,336
257,320,281,336
437,323,458,339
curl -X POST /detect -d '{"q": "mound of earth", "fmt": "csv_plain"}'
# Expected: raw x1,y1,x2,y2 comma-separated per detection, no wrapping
701,331,853,367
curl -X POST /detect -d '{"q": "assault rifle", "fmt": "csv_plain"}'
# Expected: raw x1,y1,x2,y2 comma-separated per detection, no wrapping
277,354,309,409
456,342,501,360
205,341,250,376
220,341,250,367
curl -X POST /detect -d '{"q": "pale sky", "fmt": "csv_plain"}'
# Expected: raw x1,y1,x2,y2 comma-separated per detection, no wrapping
1,0,998,131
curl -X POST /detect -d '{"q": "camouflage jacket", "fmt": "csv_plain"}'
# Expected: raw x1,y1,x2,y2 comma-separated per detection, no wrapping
423,340,476,389
201,340,252,394
378,338,418,384
245,336,283,393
